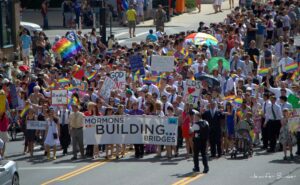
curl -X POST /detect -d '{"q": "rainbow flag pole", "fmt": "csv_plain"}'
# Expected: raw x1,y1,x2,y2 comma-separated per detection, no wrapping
20,104,30,118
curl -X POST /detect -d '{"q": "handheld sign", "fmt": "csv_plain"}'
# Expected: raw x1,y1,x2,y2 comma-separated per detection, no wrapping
51,90,68,105
110,71,126,90
27,120,48,130
151,56,175,72
129,55,145,75
184,80,201,105
99,77,116,100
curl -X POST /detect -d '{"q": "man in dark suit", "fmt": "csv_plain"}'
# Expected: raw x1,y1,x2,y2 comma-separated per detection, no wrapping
202,101,224,158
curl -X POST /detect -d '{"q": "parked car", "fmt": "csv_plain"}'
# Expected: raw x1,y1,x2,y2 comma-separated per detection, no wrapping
20,21,43,35
0,160,19,185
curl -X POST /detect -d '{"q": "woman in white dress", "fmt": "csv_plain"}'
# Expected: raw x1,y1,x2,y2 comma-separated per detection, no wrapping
44,108,60,160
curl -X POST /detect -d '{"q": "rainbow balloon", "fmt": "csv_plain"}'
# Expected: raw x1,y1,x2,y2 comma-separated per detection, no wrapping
52,32,82,59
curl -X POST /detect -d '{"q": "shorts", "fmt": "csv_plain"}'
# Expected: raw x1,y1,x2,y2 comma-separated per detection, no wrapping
0,132,9,143
22,48,30,57
128,21,136,28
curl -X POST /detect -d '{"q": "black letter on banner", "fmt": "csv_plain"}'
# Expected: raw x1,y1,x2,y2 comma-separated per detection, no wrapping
156,125,165,135
96,125,104,134
145,124,154,134
106,124,115,134
130,124,139,134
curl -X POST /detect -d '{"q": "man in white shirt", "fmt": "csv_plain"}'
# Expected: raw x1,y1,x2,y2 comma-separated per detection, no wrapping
274,36,285,60
161,94,172,115
260,93,271,149
168,87,177,104
142,82,160,97
58,105,71,155
264,96,283,152
220,70,234,96
279,96,293,110
243,54,254,76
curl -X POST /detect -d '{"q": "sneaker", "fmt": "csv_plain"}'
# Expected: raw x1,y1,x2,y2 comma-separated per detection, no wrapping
203,167,209,173
283,156,287,160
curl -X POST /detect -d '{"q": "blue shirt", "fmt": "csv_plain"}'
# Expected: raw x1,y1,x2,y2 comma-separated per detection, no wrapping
257,23,265,35
129,109,144,115
20,35,32,49
146,34,158,42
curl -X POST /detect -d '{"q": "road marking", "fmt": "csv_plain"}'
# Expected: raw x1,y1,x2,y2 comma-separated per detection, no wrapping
41,151,133,185
40,162,103,185
115,32,127,37
19,166,76,170
118,31,149,43
171,173,204,185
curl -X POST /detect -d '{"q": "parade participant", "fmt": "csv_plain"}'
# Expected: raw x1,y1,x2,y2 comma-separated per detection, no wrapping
279,109,293,160
44,108,60,160
264,96,283,153
58,105,71,156
166,106,176,159
126,5,137,38
25,108,36,157
182,103,194,158
154,5,166,32
129,101,145,158
191,111,209,173
69,104,85,160
203,101,224,158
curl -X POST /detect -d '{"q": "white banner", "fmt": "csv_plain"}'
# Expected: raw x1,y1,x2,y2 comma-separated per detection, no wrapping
110,71,126,90
27,120,48,130
151,56,175,72
51,90,68,105
83,115,178,145
99,77,116,100
184,80,201,105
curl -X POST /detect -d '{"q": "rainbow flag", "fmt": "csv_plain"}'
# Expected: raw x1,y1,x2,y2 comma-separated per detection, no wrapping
275,73,283,81
234,98,243,106
291,71,299,81
58,78,70,84
68,96,79,107
285,62,298,73
143,76,160,84
52,31,82,59
20,104,30,118
258,68,269,76
87,71,97,81
223,95,236,100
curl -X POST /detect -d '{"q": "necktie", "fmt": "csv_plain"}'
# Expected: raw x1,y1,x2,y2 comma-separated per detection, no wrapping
163,103,166,114
223,77,228,94
170,95,174,103
264,102,266,114
272,105,277,120
280,43,282,57
141,98,145,109
62,111,65,125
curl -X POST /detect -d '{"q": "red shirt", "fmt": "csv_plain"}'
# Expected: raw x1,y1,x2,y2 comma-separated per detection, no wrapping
0,114,9,132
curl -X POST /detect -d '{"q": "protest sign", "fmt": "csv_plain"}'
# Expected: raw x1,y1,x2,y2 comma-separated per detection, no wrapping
84,115,178,145
110,71,126,90
288,117,300,133
27,120,48,130
9,84,18,109
151,56,175,72
52,90,68,105
184,80,201,105
0,94,6,113
99,77,116,100
129,55,144,73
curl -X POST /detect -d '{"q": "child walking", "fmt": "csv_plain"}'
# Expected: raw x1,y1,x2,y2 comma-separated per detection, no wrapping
279,109,293,160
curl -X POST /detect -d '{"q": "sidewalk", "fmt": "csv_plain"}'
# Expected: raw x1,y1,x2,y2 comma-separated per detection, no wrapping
22,0,234,29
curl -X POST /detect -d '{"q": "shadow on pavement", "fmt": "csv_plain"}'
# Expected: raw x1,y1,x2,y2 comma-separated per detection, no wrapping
269,156,300,164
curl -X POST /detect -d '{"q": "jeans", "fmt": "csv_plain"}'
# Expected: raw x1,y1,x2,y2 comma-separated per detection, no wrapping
43,15,49,29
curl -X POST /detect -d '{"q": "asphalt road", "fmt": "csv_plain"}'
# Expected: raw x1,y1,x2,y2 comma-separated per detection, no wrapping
5,133,300,185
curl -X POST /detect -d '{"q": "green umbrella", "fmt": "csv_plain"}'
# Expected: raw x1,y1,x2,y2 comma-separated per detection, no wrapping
207,57,230,73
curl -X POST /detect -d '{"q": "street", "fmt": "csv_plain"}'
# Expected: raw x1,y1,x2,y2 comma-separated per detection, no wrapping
10,1,300,185
5,133,300,185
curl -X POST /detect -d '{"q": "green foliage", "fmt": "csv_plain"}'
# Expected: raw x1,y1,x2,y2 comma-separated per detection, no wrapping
185,0,196,9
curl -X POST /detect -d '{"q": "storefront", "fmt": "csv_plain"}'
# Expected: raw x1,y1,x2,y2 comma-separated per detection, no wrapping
0,0,20,59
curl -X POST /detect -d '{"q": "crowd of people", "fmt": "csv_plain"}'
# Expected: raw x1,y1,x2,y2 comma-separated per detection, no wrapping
0,1,300,173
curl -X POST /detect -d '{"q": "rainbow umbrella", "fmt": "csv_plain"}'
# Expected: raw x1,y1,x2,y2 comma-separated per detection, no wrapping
185,32,218,46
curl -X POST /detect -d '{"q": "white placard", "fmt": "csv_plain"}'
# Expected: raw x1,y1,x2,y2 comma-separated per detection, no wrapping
110,71,126,90
27,120,48,130
51,90,68,105
99,77,116,100
184,80,201,105
151,56,175,72
83,115,178,145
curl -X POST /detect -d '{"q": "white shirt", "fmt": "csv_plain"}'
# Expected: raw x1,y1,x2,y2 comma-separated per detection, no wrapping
221,76,234,95
280,102,293,110
278,57,294,72
274,42,284,59
58,109,70,125
168,93,177,104
268,86,293,99
142,84,160,97
138,97,146,110
265,103,283,121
